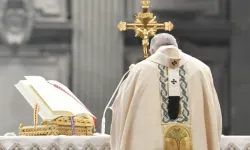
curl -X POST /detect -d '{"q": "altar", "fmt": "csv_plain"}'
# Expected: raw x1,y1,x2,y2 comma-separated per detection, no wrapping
220,136,250,150
0,135,110,150
0,135,249,150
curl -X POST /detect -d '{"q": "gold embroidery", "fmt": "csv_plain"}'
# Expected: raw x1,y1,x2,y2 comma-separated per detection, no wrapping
178,104,182,116
163,124,192,150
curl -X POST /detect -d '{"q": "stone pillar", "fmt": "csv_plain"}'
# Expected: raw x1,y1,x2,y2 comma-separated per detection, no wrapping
72,0,124,133
230,0,250,134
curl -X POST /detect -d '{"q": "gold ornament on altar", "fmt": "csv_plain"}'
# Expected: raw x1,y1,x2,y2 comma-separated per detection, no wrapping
117,0,174,58
19,104,94,136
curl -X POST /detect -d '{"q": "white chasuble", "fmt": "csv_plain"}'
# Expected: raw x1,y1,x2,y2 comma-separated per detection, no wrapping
110,46,222,150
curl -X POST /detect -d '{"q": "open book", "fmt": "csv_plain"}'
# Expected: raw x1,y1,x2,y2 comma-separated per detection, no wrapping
15,76,96,125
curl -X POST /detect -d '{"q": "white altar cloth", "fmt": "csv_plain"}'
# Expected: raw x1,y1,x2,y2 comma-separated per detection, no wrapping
0,135,249,150
220,136,250,150
0,135,110,150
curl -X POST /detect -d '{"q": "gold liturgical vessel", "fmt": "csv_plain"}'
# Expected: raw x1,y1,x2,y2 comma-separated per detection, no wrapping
19,104,95,136
117,0,174,58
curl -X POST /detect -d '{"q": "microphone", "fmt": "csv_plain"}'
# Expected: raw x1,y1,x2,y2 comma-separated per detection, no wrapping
101,64,135,134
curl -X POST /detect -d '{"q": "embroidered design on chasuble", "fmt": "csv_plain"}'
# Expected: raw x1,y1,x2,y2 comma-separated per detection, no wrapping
158,64,192,150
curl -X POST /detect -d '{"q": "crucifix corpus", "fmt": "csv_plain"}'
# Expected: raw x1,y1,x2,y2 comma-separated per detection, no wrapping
117,0,174,58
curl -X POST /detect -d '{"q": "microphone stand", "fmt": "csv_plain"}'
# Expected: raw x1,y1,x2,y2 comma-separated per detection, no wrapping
101,64,135,134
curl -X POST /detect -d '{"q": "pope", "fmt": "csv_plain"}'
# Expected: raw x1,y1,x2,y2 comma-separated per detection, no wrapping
110,33,222,150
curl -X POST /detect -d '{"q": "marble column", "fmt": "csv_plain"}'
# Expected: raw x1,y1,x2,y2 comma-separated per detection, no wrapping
72,0,124,133
230,0,250,135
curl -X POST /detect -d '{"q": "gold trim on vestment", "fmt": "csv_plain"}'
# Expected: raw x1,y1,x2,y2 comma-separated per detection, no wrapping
163,124,192,150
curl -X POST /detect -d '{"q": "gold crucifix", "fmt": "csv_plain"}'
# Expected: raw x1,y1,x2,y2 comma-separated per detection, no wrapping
117,0,174,58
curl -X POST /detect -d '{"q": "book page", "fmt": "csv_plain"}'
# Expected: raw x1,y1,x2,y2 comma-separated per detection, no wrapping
47,80,95,118
15,80,57,120
24,76,91,116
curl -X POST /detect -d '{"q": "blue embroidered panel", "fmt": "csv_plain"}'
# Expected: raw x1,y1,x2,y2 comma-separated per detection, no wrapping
158,64,189,124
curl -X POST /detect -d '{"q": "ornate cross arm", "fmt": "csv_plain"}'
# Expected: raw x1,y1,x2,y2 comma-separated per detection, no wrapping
118,22,174,32
117,0,174,58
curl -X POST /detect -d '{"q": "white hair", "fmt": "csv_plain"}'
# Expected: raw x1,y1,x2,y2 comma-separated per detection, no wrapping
149,33,178,54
